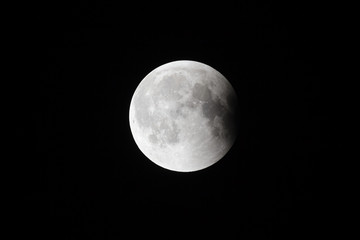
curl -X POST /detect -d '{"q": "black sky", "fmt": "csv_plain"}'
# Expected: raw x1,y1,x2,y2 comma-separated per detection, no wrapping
17,1,326,239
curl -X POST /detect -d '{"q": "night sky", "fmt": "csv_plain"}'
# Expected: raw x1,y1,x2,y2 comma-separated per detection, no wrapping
17,1,326,239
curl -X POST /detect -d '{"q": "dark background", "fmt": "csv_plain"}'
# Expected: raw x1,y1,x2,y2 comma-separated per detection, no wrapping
17,1,327,239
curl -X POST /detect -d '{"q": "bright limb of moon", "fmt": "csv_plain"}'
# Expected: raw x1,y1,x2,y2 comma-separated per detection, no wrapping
129,60,238,172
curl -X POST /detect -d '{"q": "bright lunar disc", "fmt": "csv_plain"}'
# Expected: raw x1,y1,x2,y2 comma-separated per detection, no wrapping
129,60,238,172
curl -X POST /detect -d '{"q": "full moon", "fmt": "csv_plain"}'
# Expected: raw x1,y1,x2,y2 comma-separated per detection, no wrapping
129,60,238,172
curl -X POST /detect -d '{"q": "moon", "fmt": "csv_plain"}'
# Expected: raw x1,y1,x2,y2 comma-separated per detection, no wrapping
129,60,238,172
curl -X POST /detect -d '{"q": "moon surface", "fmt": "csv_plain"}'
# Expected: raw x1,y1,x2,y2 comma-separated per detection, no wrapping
129,60,238,172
